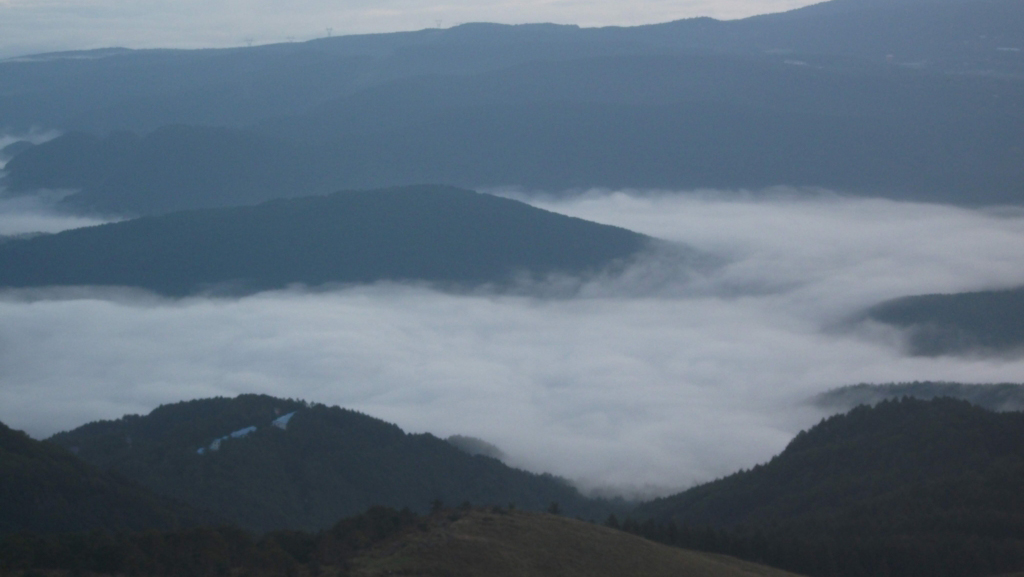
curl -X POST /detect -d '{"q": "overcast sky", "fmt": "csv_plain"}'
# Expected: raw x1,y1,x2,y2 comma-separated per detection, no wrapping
0,0,817,59
3,189,1024,498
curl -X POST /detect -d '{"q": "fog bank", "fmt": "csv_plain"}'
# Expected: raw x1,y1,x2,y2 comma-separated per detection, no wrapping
3,190,1024,496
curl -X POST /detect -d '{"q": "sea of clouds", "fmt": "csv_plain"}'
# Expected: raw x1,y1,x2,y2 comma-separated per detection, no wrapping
3,188,1024,498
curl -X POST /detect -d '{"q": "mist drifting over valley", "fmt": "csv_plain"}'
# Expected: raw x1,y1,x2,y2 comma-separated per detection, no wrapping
0,131,106,235
2,189,1024,498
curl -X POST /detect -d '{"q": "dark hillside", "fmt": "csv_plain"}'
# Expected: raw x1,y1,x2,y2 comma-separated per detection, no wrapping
0,186,654,296
50,395,622,532
632,398,1024,577
3,126,315,211
864,286,1024,355
0,421,206,534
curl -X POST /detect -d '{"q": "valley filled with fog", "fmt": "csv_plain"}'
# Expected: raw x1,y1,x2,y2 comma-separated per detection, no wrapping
3,188,1024,497
3,0,1023,572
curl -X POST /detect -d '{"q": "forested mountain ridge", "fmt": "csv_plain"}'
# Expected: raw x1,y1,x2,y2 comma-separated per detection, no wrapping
49,394,624,532
0,420,208,534
813,381,1024,412
0,185,657,296
864,286,1024,356
629,398,1024,577
638,397,1024,527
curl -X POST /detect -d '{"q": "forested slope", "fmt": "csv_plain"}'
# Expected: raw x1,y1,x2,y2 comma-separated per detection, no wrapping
631,398,1024,577
0,421,206,534
50,395,622,532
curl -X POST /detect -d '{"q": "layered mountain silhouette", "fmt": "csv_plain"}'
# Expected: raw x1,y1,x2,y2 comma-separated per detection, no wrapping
0,420,206,534
49,395,622,532
0,186,655,296
2,0,1022,213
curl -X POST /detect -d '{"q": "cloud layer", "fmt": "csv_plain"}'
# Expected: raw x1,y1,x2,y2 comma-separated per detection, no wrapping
0,0,815,59
3,189,1024,497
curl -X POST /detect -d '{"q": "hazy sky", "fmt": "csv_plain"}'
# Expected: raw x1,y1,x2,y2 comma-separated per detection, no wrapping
3,189,1024,497
0,0,817,59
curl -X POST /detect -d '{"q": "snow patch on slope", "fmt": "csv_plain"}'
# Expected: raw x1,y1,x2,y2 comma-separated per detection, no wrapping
272,411,297,430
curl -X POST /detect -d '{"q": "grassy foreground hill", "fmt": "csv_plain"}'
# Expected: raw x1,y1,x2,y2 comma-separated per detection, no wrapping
0,506,802,577
49,395,622,532
347,508,801,577
0,421,205,534
0,185,655,296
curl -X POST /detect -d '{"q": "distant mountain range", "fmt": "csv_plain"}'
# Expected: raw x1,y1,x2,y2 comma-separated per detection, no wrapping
863,286,1024,355
48,394,623,532
0,185,657,296
0,420,205,534
632,397,1024,577
1,0,1019,133
2,0,1022,214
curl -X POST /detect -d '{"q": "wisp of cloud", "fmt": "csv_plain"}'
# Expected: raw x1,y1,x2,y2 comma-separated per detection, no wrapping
0,192,114,236
2,189,1024,498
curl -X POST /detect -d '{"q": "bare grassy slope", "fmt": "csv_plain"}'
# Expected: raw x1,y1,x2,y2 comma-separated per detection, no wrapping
351,509,802,577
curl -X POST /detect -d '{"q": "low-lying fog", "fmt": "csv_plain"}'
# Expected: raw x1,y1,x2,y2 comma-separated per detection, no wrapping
4,188,1024,498
0,192,113,235
0,132,104,235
